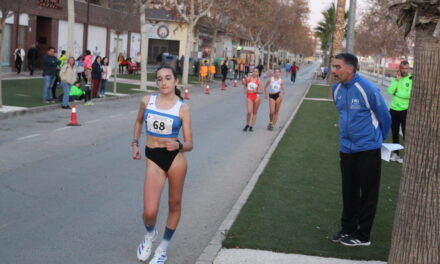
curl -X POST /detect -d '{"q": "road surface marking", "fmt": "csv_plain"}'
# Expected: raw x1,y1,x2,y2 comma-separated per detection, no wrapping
16,134,40,141
85,119,101,124
55,127,72,132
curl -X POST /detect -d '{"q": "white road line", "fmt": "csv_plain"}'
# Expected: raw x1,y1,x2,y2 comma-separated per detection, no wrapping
17,134,40,141
110,114,122,118
85,119,101,124
129,110,137,114
54,127,72,132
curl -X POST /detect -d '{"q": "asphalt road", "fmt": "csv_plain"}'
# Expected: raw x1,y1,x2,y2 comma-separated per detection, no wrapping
0,63,318,264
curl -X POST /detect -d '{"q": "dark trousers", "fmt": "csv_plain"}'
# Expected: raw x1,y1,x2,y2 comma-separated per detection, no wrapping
28,61,35,75
92,79,101,97
15,59,22,73
291,71,297,82
390,109,407,155
340,148,381,241
222,73,227,82
52,71,60,99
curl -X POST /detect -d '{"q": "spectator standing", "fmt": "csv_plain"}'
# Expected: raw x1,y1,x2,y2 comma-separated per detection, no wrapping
118,53,125,74
13,46,25,74
221,60,228,84
209,63,216,82
76,56,86,83
51,52,62,100
27,44,37,76
59,57,77,109
234,59,239,80
91,56,103,97
257,62,264,77
59,50,67,67
100,57,112,98
329,53,391,247
285,61,291,77
84,50,93,86
134,52,142,69
238,61,245,80
290,62,299,83
42,46,60,103
387,61,412,163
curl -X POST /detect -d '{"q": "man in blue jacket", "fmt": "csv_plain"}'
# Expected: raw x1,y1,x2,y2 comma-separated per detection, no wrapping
328,53,391,247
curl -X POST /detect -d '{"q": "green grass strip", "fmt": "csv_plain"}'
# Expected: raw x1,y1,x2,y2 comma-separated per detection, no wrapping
306,85,332,99
223,89,402,261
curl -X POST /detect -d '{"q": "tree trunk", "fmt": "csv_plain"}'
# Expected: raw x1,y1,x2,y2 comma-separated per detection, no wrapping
140,2,148,91
67,0,75,57
266,45,271,72
210,27,218,62
0,19,5,108
388,22,440,264
332,0,346,55
182,23,194,85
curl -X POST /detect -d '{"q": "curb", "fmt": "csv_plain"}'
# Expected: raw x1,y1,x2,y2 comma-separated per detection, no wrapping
195,81,313,264
0,90,156,120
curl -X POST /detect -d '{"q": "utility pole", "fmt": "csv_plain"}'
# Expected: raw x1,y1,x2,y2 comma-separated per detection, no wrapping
67,0,75,57
346,0,356,53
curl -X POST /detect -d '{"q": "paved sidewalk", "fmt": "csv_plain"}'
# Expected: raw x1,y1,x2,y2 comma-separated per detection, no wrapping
214,249,386,264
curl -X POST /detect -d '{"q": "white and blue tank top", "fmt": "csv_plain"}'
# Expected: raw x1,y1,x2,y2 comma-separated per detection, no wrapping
268,77,282,94
144,94,182,138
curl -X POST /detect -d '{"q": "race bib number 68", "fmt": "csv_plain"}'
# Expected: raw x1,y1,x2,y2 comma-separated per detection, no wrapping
147,114,174,135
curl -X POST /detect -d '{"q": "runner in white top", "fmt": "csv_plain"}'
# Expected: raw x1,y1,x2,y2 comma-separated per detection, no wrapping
264,68,285,130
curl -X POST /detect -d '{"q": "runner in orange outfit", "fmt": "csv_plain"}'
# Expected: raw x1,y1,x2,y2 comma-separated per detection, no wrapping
242,68,263,132
200,62,208,87
208,63,216,82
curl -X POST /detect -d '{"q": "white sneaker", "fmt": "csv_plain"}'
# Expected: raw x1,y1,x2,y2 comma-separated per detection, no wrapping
149,247,167,264
137,230,158,262
390,153,400,162
396,157,403,164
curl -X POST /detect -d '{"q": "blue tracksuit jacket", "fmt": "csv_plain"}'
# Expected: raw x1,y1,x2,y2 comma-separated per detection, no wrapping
332,74,391,154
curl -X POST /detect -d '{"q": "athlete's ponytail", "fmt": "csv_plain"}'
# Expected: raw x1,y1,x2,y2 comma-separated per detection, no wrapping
175,86,183,100
155,64,183,100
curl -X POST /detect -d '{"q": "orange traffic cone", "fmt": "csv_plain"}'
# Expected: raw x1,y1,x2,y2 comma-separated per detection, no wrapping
233,80,238,87
67,104,80,126
221,82,226,91
205,85,211,94
184,88,190,100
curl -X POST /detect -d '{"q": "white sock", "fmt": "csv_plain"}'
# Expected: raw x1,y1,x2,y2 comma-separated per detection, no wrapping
158,240,169,252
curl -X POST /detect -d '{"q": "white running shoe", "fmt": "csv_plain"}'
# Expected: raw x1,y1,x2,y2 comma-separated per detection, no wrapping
137,230,158,262
390,153,400,162
396,157,403,164
149,247,168,264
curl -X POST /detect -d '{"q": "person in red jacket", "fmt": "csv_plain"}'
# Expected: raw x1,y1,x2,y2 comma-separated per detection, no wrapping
290,62,299,83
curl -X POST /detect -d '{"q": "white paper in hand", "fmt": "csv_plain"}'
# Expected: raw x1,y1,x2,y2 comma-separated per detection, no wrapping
381,143,404,161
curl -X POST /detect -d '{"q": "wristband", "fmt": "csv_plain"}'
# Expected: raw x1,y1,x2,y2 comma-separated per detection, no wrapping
176,140,183,150
131,139,139,147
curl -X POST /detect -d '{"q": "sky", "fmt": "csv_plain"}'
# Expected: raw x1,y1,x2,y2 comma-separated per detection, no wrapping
308,0,369,29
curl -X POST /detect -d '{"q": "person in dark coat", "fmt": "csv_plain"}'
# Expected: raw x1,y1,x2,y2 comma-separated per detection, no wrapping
91,56,103,97
27,44,38,76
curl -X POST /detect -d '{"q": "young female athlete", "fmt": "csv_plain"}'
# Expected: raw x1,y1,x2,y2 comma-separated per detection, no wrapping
132,65,193,264
264,68,285,130
242,68,263,132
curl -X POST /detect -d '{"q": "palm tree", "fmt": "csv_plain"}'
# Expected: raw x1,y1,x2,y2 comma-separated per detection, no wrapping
314,3,335,64
387,1,440,263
